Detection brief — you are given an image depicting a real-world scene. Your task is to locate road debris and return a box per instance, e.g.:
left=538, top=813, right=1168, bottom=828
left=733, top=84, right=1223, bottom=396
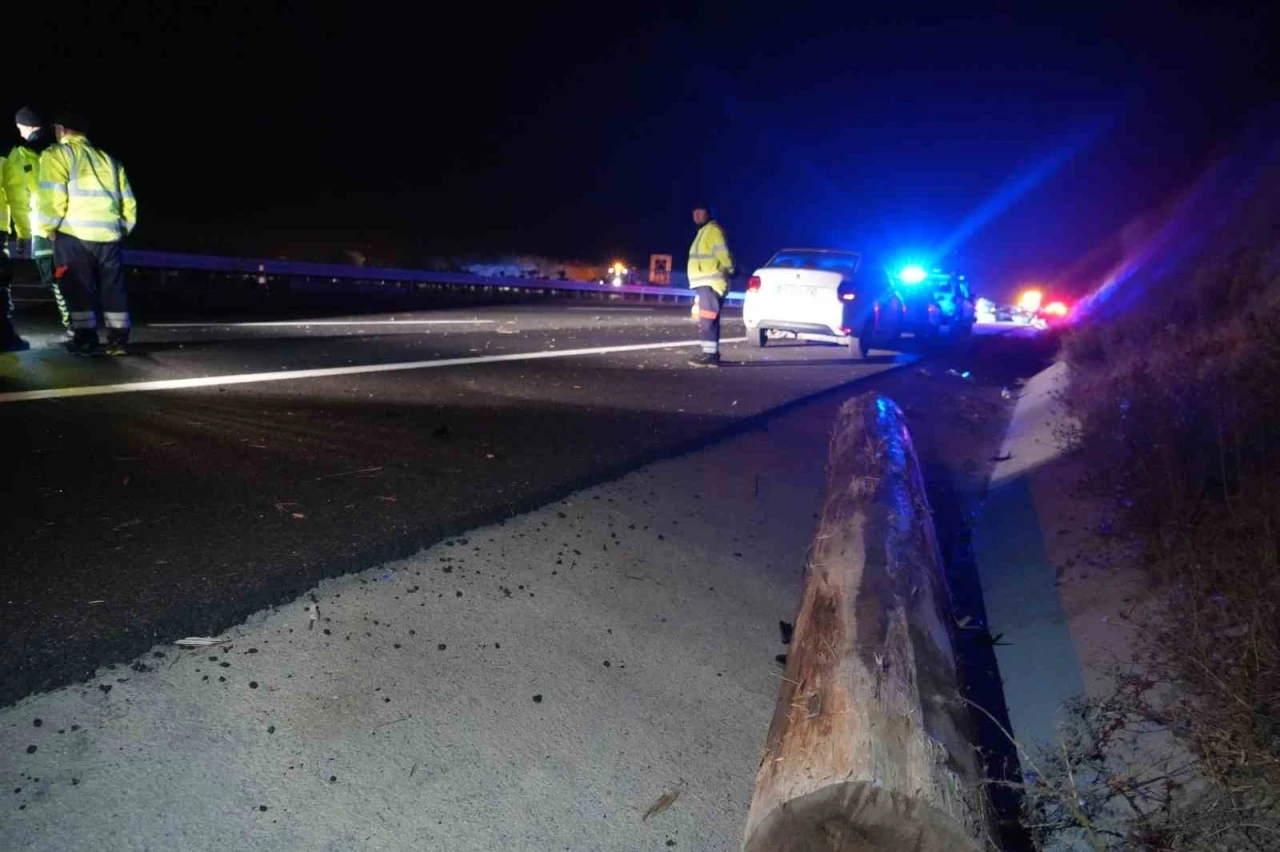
left=175, top=637, right=228, bottom=647
left=643, top=789, right=680, bottom=821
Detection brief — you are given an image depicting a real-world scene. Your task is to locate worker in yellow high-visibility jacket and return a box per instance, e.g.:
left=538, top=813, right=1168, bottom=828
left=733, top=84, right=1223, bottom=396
left=34, top=112, right=138, bottom=356
left=5, top=106, right=69, bottom=337
left=0, top=144, right=25, bottom=350
left=686, top=203, right=735, bottom=367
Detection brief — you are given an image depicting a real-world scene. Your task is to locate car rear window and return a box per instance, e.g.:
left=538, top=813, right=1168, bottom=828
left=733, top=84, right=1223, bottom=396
left=765, top=250, right=861, bottom=275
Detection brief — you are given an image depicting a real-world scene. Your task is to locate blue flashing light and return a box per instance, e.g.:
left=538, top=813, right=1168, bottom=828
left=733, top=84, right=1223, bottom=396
left=898, top=265, right=928, bottom=284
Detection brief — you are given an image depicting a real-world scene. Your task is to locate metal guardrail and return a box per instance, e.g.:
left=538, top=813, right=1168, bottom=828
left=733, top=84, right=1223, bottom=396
left=122, top=250, right=744, bottom=303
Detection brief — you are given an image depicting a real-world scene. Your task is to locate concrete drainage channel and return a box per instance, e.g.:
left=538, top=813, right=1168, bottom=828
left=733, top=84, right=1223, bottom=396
left=1, top=356, right=1018, bottom=851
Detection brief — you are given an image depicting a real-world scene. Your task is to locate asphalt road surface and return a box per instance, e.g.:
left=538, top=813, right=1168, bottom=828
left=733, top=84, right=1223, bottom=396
left=1, top=298, right=913, bottom=707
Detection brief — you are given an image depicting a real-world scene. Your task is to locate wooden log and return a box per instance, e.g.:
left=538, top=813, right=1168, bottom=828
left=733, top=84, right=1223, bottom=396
left=742, top=394, right=992, bottom=852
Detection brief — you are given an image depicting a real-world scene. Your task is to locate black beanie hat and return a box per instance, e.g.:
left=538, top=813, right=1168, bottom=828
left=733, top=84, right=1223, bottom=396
left=15, top=106, right=44, bottom=127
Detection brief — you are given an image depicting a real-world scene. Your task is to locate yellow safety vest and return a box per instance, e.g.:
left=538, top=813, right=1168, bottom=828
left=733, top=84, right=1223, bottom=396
left=0, top=154, right=8, bottom=237
left=35, top=133, right=137, bottom=243
left=687, top=221, right=734, bottom=296
left=2, top=143, right=41, bottom=239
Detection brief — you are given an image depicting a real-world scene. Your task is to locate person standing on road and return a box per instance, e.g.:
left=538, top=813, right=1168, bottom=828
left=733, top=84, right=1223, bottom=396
left=5, top=107, right=69, bottom=340
left=34, top=111, right=137, bottom=356
left=0, top=144, right=27, bottom=350
left=686, top=203, right=735, bottom=368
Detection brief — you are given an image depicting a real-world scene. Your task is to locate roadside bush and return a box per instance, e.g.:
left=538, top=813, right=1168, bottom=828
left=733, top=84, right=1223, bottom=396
left=1056, top=242, right=1280, bottom=848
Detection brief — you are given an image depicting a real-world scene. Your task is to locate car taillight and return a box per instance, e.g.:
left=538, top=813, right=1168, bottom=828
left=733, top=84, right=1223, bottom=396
left=747, top=276, right=761, bottom=292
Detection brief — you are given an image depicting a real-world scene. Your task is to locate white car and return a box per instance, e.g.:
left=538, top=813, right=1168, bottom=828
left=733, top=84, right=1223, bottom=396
left=742, top=248, right=902, bottom=358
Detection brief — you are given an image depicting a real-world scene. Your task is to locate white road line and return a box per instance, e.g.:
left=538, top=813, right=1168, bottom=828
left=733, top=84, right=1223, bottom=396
left=0, top=337, right=749, bottom=404
left=146, top=319, right=495, bottom=328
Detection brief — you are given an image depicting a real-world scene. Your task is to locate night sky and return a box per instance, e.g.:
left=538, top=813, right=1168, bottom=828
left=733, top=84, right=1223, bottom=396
left=12, top=1, right=1278, bottom=299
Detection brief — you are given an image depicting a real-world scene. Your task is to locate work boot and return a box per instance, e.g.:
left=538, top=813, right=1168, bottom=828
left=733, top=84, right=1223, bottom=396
left=46, top=329, right=75, bottom=348
left=1, top=331, right=30, bottom=352
left=105, top=334, right=130, bottom=357
left=64, top=332, right=102, bottom=357
left=687, top=352, right=721, bottom=368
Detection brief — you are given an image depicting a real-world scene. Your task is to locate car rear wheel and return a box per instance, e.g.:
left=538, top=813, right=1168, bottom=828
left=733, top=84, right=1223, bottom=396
left=750, top=327, right=768, bottom=348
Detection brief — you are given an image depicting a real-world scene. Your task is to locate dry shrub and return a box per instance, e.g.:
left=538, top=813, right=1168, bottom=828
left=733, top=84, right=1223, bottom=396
left=1055, top=243, right=1280, bottom=848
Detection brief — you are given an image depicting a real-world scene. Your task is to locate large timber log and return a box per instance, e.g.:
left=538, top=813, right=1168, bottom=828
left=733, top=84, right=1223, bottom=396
left=742, top=394, right=991, bottom=852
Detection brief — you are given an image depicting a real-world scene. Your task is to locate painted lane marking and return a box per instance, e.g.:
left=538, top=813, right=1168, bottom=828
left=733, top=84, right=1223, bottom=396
left=0, top=337, right=749, bottom=404
left=146, top=319, right=495, bottom=328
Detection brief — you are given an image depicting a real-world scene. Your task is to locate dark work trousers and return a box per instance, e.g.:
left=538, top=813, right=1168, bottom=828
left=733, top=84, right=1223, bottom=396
left=695, top=286, right=722, bottom=354
left=0, top=246, right=17, bottom=343
left=55, top=233, right=130, bottom=343
left=33, top=236, right=70, bottom=331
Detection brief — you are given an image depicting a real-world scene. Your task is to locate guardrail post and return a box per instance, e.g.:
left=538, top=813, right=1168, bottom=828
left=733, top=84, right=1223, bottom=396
left=742, top=394, right=992, bottom=852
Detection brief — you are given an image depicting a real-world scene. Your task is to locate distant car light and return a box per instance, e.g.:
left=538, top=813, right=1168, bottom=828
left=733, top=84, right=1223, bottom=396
left=898, top=265, right=928, bottom=284
left=1017, top=289, right=1043, bottom=313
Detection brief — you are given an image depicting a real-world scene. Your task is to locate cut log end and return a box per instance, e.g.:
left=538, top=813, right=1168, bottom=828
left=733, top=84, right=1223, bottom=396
left=744, top=781, right=981, bottom=852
